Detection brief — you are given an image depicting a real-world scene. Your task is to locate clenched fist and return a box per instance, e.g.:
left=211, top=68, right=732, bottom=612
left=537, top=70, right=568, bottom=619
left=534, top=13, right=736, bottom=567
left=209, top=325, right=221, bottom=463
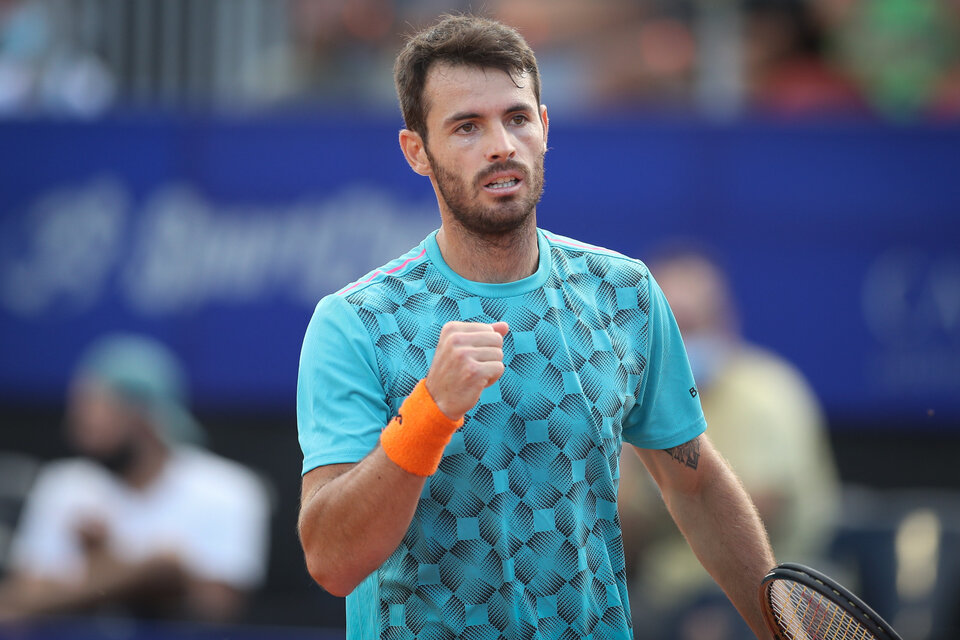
left=425, top=321, right=509, bottom=422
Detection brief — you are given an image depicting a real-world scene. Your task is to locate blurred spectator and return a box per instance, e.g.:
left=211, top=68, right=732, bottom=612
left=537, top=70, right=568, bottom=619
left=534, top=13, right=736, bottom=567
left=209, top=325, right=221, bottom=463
left=486, top=0, right=700, bottom=112
left=619, top=248, right=840, bottom=640
left=0, top=0, right=114, bottom=116
left=5, top=0, right=960, bottom=120
left=928, top=0, right=960, bottom=119
left=262, top=0, right=476, bottom=109
left=818, top=0, right=960, bottom=119
left=744, top=1, right=866, bottom=117
left=0, top=334, right=270, bottom=624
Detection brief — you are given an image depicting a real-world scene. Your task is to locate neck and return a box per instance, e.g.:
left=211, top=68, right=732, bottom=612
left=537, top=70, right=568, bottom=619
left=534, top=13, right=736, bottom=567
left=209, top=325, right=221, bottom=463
left=123, top=437, right=171, bottom=491
left=436, top=217, right=539, bottom=283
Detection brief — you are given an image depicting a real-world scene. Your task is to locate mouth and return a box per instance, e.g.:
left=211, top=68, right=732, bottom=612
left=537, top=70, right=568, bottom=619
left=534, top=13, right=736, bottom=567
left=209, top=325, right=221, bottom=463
left=486, top=176, right=520, bottom=190
left=481, top=171, right=524, bottom=195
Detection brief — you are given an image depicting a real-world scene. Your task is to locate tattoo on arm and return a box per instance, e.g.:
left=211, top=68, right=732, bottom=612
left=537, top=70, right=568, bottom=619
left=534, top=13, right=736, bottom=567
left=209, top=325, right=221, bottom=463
left=665, top=437, right=701, bottom=470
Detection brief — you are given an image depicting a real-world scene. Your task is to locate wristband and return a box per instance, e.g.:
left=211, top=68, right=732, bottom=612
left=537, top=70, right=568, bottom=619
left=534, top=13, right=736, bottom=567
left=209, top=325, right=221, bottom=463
left=380, top=379, right=463, bottom=477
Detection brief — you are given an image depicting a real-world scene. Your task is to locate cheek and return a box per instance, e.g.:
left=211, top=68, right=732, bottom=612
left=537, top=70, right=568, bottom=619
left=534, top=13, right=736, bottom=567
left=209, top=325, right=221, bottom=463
left=67, top=396, right=134, bottom=454
left=520, top=131, right=547, bottom=155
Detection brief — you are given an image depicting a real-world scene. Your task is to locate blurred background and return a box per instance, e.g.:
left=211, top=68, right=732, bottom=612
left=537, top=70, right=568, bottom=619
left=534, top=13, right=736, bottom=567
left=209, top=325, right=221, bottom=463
left=0, top=0, right=958, bottom=638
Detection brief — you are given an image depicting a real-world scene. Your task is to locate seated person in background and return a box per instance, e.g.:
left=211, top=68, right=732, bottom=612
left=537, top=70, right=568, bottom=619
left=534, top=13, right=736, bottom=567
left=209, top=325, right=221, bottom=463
left=619, top=248, right=840, bottom=640
left=0, top=334, right=271, bottom=624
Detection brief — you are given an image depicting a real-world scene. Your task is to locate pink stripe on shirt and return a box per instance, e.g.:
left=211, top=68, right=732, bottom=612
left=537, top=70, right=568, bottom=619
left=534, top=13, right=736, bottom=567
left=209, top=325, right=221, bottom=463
left=543, top=232, right=621, bottom=256
left=338, top=248, right=428, bottom=295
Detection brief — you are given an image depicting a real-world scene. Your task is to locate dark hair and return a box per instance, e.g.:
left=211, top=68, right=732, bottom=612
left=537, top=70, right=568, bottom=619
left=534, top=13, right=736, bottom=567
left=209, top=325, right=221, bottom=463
left=394, top=14, right=541, bottom=139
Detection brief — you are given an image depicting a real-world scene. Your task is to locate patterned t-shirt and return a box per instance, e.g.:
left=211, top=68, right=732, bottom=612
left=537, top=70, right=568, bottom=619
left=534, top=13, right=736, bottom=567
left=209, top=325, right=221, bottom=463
left=297, top=228, right=706, bottom=640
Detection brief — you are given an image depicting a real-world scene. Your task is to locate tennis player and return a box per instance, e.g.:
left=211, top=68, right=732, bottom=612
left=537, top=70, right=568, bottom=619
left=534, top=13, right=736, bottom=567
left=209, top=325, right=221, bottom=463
left=297, top=14, right=776, bottom=640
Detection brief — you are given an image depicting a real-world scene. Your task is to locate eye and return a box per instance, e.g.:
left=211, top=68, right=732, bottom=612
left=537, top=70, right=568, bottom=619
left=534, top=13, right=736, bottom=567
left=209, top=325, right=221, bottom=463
left=510, top=114, right=529, bottom=126
left=456, top=122, right=477, bottom=134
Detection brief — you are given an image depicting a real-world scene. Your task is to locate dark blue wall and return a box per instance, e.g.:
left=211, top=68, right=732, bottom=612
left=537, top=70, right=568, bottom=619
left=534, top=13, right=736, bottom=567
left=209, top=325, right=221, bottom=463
left=2, top=115, right=958, bottom=424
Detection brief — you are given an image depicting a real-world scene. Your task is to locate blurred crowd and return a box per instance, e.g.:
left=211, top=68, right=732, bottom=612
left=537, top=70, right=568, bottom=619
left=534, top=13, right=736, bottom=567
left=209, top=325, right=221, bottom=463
left=1, top=0, right=960, bottom=119
left=0, top=335, right=271, bottom=625
left=1, top=1, right=959, bottom=639
left=3, top=253, right=955, bottom=639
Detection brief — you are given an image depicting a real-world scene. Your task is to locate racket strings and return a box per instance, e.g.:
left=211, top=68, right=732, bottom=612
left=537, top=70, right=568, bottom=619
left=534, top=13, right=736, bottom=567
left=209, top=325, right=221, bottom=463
left=767, top=580, right=876, bottom=640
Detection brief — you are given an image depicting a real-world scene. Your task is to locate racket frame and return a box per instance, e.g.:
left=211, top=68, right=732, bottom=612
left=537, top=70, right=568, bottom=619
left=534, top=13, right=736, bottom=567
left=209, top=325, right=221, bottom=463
left=758, top=562, right=903, bottom=640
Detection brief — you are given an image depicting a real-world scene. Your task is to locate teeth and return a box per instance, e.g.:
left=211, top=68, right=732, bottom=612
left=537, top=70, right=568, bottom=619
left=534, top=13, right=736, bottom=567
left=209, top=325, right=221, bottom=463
left=487, top=177, right=518, bottom=189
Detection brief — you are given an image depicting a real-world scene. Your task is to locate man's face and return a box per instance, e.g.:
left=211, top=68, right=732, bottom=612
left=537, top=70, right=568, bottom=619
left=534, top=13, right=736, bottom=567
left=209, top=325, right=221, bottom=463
left=654, top=257, right=728, bottom=337
left=66, top=378, right=143, bottom=468
left=419, top=63, right=548, bottom=236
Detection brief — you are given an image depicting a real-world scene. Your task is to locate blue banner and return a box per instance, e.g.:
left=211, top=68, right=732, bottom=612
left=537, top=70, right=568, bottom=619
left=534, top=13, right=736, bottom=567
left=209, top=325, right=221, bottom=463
left=1, top=115, right=958, bottom=422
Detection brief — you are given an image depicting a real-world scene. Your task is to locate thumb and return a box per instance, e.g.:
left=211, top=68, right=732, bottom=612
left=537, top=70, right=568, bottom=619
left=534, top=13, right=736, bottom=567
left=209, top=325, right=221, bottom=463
left=491, top=321, right=509, bottom=337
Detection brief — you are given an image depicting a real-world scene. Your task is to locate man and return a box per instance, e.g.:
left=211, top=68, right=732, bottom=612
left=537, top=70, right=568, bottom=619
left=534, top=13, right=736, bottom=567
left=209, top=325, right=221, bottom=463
left=619, top=248, right=839, bottom=639
left=0, top=334, right=270, bottom=624
left=297, top=15, right=775, bottom=640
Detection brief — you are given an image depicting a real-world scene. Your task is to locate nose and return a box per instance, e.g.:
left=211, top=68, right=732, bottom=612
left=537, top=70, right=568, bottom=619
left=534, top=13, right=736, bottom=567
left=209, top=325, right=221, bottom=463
left=485, top=123, right=517, bottom=163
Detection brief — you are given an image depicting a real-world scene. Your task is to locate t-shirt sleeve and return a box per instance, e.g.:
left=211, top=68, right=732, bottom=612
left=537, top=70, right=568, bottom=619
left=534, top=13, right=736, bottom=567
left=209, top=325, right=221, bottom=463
left=622, top=273, right=707, bottom=449
left=7, top=464, right=86, bottom=582
left=180, top=460, right=272, bottom=589
left=297, top=293, right=390, bottom=475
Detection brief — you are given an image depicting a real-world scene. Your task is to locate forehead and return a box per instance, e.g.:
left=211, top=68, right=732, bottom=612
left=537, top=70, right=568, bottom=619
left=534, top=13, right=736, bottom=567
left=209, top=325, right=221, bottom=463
left=423, top=63, right=538, bottom=122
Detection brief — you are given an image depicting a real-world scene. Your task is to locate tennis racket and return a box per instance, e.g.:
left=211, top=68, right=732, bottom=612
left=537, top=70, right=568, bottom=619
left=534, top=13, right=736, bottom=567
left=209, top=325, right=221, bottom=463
left=758, top=562, right=903, bottom=640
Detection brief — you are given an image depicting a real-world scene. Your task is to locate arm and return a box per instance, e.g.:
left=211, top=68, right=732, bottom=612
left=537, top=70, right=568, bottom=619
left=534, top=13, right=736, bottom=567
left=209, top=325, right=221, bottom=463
left=298, top=321, right=508, bottom=597
left=633, top=434, right=776, bottom=640
left=298, top=451, right=426, bottom=597
left=0, top=517, right=248, bottom=624
left=0, top=560, right=183, bottom=623
left=0, top=551, right=243, bottom=624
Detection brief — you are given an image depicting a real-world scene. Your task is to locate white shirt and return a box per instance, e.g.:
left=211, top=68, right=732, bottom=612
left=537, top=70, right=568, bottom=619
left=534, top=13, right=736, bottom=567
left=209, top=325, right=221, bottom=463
left=9, top=447, right=270, bottom=589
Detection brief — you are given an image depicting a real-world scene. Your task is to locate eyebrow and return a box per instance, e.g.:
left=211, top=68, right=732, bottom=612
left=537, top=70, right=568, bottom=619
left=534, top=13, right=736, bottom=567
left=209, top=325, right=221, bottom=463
left=443, top=111, right=481, bottom=127
left=442, top=103, right=537, bottom=128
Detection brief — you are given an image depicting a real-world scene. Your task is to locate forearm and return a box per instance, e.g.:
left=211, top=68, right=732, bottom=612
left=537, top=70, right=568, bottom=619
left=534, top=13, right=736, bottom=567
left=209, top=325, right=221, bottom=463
left=299, top=446, right=427, bottom=597
left=661, top=450, right=776, bottom=639
left=298, top=322, right=507, bottom=597
left=0, top=576, right=92, bottom=621
left=0, top=557, right=184, bottom=622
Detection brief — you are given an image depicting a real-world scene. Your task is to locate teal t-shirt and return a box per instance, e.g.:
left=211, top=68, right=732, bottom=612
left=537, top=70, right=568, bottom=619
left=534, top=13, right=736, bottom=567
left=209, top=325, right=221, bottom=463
left=297, top=229, right=706, bottom=640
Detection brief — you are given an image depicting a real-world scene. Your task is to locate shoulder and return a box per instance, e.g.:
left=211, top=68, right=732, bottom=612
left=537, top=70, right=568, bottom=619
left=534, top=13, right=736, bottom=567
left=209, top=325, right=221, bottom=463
left=731, top=345, right=812, bottom=388
left=20, top=458, right=117, bottom=519
left=540, top=229, right=650, bottom=283
left=332, top=240, right=432, bottom=300
left=724, top=344, right=823, bottom=412
left=174, top=448, right=263, bottom=488
left=306, top=238, right=433, bottom=329
left=29, top=458, right=114, bottom=495
left=169, top=448, right=270, bottom=511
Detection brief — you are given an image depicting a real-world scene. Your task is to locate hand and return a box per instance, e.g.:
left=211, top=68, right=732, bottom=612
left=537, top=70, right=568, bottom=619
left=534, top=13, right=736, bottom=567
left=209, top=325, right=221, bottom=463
left=425, top=321, right=509, bottom=421
left=75, top=519, right=125, bottom=585
left=75, top=518, right=110, bottom=555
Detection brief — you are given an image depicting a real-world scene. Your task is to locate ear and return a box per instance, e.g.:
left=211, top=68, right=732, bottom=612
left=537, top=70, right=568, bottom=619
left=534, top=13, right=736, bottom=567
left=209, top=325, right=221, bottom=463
left=399, top=129, right=432, bottom=176
left=540, top=104, right=549, bottom=152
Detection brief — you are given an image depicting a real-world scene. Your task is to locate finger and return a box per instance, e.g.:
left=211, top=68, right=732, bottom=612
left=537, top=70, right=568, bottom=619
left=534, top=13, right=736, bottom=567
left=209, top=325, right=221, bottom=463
left=468, top=346, right=504, bottom=363
left=473, top=361, right=505, bottom=385
left=491, top=321, right=509, bottom=337
left=447, top=330, right=504, bottom=349
left=443, top=321, right=500, bottom=333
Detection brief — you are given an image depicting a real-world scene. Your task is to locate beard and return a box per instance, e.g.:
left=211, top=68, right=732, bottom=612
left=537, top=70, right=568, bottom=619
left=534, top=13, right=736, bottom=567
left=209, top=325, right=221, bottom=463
left=72, top=434, right=141, bottom=479
left=427, top=148, right=545, bottom=238
left=89, top=441, right=140, bottom=478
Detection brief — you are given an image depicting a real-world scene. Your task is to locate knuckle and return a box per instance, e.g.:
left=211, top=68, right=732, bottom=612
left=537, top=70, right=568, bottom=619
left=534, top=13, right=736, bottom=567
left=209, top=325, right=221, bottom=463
left=440, top=321, right=462, bottom=338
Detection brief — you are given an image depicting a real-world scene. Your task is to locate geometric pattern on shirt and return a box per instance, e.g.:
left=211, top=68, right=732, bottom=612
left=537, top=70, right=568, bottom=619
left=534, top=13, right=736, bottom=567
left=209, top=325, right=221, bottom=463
left=343, top=243, right=651, bottom=640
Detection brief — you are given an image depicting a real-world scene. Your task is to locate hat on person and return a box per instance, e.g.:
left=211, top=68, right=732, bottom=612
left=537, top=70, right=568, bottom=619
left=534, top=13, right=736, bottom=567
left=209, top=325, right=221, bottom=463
left=73, top=333, right=206, bottom=446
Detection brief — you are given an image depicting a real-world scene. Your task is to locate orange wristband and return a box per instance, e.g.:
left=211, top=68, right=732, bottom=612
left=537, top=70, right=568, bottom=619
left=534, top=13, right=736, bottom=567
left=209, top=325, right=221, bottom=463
left=380, top=379, right=464, bottom=477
